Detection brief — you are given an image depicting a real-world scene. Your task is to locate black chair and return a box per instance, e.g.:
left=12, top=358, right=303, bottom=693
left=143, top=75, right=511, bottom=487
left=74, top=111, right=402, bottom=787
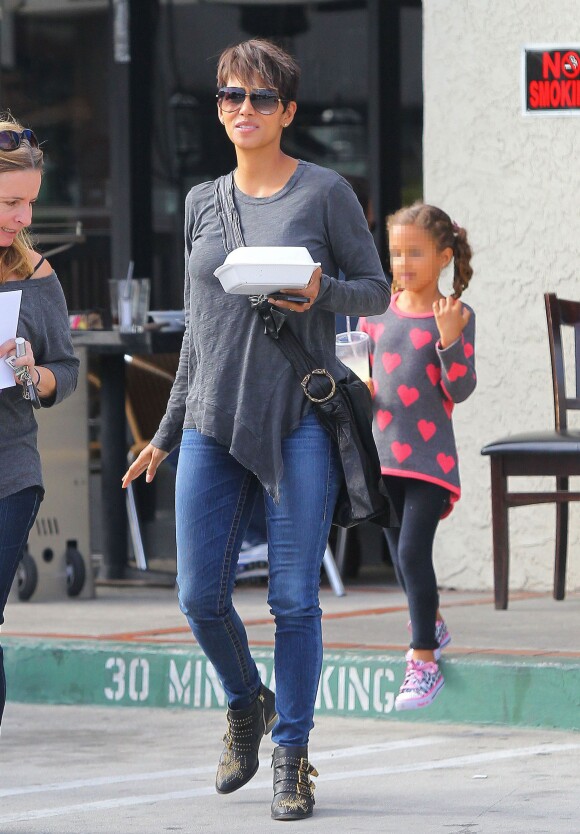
left=481, top=293, right=580, bottom=610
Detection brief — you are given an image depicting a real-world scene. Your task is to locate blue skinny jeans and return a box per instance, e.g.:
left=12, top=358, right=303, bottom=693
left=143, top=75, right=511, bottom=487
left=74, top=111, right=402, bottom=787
left=175, top=412, right=342, bottom=747
left=0, top=486, right=42, bottom=725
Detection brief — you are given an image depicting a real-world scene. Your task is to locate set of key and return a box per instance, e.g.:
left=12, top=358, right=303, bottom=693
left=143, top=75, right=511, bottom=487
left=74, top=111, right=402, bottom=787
left=4, top=337, right=41, bottom=409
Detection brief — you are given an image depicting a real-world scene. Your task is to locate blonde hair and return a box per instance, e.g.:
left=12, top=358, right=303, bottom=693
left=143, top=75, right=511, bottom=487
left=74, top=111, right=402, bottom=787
left=387, top=202, right=473, bottom=298
left=0, top=113, right=43, bottom=284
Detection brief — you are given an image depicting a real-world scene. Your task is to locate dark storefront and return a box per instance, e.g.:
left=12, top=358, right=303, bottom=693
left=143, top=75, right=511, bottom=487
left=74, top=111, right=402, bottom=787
left=0, top=0, right=422, bottom=314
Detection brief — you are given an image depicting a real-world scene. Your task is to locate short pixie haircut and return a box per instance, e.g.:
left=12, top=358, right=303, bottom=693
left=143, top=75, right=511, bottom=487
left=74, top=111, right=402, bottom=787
left=217, top=38, right=300, bottom=107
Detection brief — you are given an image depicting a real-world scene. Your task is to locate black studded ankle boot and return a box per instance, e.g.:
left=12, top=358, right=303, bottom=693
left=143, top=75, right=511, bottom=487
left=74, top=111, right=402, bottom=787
left=271, top=745, right=318, bottom=821
left=215, top=684, right=277, bottom=794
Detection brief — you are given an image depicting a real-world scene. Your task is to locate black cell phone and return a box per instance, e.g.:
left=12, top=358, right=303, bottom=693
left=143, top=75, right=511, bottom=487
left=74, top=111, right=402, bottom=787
left=269, top=292, right=309, bottom=304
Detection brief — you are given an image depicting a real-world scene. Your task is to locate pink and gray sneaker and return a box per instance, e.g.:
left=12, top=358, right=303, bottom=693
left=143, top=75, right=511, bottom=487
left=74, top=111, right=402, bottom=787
left=395, top=659, right=444, bottom=711
left=406, top=618, right=451, bottom=661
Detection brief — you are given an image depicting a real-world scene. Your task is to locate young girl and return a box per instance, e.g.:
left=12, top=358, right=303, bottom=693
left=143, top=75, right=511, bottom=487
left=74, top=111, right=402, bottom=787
left=359, top=203, right=476, bottom=711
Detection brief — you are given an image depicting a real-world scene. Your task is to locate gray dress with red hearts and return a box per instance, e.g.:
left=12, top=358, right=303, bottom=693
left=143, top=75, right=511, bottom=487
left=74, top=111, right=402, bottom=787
left=359, top=292, right=476, bottom=516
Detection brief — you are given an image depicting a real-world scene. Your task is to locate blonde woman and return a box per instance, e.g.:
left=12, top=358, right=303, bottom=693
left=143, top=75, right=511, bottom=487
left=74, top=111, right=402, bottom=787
left=0, top=115, right=79, bottom=727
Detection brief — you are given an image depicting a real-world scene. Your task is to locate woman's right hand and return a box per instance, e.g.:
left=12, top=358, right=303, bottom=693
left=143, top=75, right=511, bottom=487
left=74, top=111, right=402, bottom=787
left=122, top=443, right=169, bottom=488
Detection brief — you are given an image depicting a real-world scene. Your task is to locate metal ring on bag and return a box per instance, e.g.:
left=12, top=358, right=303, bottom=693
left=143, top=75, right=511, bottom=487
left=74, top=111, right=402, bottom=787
left=301, top=368, right=336, bottom=403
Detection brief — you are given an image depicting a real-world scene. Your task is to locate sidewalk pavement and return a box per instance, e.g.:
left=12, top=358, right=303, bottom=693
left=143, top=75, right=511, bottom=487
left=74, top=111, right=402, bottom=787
left=2, top=704, right=579, bottom=833
left=2, top=575, right=579, bottom=731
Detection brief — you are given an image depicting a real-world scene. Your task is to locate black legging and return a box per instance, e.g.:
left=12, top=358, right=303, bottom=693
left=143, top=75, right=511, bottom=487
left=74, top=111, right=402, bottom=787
left=383, top=476, right=449, bottom=651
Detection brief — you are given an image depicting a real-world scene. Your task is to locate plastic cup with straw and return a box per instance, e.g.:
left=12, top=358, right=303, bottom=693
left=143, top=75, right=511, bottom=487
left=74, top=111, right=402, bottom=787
left=336, top=315, right=370, bottom=382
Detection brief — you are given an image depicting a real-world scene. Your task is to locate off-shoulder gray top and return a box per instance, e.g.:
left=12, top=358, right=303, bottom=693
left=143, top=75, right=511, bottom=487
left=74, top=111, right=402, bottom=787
left=0, top=272, right=79, bottom=501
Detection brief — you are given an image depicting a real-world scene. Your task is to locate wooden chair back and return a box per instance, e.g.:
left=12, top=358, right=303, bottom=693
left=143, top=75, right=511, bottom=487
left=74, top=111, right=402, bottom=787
left=545, top=293, right=580, bottom=430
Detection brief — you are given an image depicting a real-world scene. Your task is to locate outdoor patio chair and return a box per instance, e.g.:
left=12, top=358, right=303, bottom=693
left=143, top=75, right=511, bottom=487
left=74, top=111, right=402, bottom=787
left=481, top=293, right=580, bottom=609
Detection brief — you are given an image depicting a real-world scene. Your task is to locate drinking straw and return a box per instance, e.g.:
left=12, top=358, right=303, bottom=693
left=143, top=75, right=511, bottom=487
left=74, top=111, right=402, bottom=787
left=123, top=259, right=134, bottom=299
left=346, top=315, right=352, bottom=341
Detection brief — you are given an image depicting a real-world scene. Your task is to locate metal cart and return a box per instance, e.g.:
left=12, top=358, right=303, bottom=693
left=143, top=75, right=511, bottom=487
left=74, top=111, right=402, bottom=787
left=10, top=347, right=95, bottom=602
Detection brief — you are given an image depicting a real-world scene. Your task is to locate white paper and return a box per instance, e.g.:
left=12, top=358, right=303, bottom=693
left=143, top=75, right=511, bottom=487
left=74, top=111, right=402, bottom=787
left=0, top=289, right=22, bottom=389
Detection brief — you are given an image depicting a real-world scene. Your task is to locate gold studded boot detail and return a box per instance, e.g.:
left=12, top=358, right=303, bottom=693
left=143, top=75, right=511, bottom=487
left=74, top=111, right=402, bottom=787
left=271, top=745, right=318, bottom=821
left=215, top=684, right=277, bottom=794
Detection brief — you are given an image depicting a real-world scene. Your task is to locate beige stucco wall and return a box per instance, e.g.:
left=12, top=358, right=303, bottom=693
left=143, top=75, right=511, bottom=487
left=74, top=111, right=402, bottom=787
left=423, top=0, right=580, bottom=593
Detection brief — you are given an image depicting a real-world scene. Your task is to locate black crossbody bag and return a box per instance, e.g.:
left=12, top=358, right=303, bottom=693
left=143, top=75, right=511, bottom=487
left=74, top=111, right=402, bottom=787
left=214, top=175, right=395, bottom=529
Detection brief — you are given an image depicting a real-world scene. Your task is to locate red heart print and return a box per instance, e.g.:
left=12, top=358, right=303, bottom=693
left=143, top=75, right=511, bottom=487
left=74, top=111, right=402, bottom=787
left=398, top=385, right=419, bottom=407
left=437, top=452, right=455, bottom=474
left=382, top=352, right=401, bottom=374
left=365, top=321, right=385, bottom=343
left=464, top=342, right=474, bottom=358
left=442, top=398, right=454, bottom=419
left=447, top=362, right=467, bottom=382
left=426, top=364, right=441, bottom=386
left=392, top=441, right=412, bottom=463
left=417, top=419, right=436, bottom=441
left=377, top=410, right=392, bottom=431
left=410, top=328, right=432, bottom=349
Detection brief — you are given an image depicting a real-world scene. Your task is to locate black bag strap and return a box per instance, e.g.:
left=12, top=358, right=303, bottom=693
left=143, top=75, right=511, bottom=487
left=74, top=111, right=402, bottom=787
left=213, top=176, right=339, bottom=404
left=213, top=177, right=394, bottom=529
left=252, top=299, right=339, bottom=404
left=214, top=172, right=245, bottom=256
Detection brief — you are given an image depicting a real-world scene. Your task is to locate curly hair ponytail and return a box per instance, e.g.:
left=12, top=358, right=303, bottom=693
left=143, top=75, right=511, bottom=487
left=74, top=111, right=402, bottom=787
left=387, top=202, right=473, bottom=298
left=451, top=224, right=473, bottom=298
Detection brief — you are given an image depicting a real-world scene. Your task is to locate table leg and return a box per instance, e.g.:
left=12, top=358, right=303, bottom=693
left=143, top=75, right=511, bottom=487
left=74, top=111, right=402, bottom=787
left=99, top=353, right=129, bottom=579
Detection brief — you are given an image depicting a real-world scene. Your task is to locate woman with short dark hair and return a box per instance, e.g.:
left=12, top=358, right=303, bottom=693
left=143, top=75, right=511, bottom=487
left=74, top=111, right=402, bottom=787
left=123, top=39, right=389, bottom=821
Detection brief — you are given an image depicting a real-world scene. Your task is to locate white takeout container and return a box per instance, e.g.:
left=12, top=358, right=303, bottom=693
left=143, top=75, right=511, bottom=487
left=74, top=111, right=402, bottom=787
left=214, top=246, right=320, bottom=295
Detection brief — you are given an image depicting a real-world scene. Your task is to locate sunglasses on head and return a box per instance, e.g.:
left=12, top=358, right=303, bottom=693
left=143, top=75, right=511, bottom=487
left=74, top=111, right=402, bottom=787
left=0, top=129, right=39, bottom=151
left=217, top=87, right=287, bottom=116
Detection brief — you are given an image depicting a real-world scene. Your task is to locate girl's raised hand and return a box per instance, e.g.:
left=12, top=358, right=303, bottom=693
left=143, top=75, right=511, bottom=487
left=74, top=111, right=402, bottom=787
left=432, top=297, right=471, bottom=349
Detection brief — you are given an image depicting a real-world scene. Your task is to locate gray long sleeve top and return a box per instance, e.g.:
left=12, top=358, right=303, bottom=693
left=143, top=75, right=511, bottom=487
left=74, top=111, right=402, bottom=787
left=0, top=273, right=79, bottom=501
left=152, top=161, right=390, bottom=498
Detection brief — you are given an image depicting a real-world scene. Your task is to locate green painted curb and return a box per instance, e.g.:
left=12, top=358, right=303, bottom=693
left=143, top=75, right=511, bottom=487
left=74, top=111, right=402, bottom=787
left=3, top=638, right=579, bottom=731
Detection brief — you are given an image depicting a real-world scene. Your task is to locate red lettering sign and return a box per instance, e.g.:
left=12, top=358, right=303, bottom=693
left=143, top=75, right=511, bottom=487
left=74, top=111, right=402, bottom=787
left=525, top=46, right=580, bottom=113
left=542, top=51, right=560, bottom=79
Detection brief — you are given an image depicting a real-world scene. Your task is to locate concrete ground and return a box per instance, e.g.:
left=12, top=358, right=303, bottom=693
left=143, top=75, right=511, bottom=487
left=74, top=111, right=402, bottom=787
left=2, top=582, right=579, bottom=731
left=1, top=703, right=579, bottom=834
left=4, top=578, right=580, bottom=656
left=2, top=564, right=580, bottom=832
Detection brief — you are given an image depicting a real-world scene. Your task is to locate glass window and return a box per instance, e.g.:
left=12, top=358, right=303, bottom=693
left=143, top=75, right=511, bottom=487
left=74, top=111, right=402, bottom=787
left=0, top=8, right=111, bottom=309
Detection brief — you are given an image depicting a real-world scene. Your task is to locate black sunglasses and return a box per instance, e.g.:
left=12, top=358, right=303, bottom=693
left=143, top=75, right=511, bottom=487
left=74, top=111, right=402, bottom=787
left=0, top=129, right=39, bottom=151
left=217, top=86, right=287, bottom=116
